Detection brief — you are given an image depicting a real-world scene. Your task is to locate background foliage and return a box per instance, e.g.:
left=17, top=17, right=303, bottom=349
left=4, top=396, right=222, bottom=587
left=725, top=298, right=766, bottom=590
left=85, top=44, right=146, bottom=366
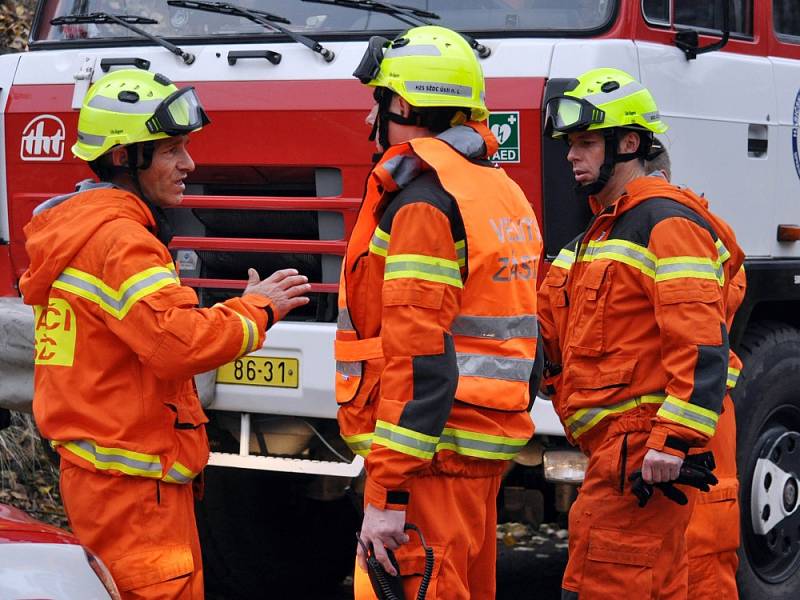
left=1, top=0, right=35, bottom=53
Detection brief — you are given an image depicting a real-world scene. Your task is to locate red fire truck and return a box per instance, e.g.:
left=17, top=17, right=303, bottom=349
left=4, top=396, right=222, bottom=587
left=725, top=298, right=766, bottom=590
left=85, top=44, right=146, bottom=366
left=1, top=0, right=800, bottom=597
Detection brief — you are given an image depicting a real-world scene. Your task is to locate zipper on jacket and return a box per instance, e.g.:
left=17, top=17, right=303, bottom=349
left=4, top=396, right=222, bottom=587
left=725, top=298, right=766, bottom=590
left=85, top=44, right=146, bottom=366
left=618, top=433, right=629, bottom=494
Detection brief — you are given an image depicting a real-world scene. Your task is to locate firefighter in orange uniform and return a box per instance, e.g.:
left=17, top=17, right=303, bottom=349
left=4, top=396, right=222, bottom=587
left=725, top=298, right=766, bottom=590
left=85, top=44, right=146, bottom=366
left=646, top=144, right=745, bottom=599
left=19, top=69, right=310, bottom=599
left=538, top=68, right=744, bottom=599
left=339, top=26, right=543, bottom=599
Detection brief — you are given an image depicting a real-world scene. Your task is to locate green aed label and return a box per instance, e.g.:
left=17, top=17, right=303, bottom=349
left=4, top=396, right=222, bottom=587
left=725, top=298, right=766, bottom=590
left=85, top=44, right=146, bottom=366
left=489, top=112, right=520, bottom=163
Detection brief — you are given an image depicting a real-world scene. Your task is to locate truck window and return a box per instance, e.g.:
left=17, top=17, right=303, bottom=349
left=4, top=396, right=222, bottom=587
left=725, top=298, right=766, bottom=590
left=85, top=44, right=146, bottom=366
left=642, top=0, right=753, bottom=36
left=34, top=0, right=617, bottom=42
left=774, top=0, right=800, bottom=41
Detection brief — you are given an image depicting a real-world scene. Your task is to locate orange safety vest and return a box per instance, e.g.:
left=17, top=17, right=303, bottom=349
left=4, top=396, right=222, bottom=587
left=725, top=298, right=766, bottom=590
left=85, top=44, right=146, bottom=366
left=335, top=123, right=541, bottom=464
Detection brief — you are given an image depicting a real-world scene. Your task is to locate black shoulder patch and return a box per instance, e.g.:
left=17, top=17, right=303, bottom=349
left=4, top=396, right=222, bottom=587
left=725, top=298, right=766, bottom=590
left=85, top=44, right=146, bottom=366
left=379, top=172, right=466, bottom=243
left=609, top=197, right=717, bottom=246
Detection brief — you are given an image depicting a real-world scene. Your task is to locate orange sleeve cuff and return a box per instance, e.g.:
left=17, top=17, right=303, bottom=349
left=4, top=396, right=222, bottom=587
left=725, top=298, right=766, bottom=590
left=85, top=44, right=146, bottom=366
left=364, top=477, right=410, bottom=511
left=645, top=426, right=687, bottom=459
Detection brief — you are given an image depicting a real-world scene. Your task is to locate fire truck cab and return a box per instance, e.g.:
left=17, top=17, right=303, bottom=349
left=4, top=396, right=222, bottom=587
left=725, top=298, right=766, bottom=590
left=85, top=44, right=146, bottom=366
left=1, top=0, right=800, bottom=597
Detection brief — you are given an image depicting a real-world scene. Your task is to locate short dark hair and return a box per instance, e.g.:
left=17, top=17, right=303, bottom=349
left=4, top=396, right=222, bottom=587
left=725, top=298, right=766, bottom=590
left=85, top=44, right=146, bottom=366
left=87, top=154, right=117, bottom=182
left=413, top=106, right=469, bottom=133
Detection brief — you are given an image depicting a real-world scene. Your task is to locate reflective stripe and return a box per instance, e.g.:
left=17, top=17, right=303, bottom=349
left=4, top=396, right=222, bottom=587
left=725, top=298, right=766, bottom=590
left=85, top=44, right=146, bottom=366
left=552, top=248, right=575, bottom=270
left=373, top=421, right=438, bottom=460
left=455, top=239, right=466, bottom=267
left=581, top=239, right=656, bottom=276
left=336, top=360, right=362, bottom=377
left=457, top=353, right=534, bottom=382
left=54, top=439, right=199, bottom=482
left=351, top=426, right=527, bottom=461
left=657, top=395, right=718, bottom=437
left=341, top=432, right=373, bottom=457
left=337, top=308, right=354, bottom=330
left=385, top=44, right=442, bottom=58
left=642, top=110, right=661, bottom=123
left=369, top=226, right=390, bottom=257
left=727, top=367, right=740, bottom=389
left=451, top=315, right=538, bottom=340
left=77, top=130, right=106, bottom=146
left=582, top=80, right=645, bottom=106
left=405, top=81, right=473, bottom=98
left=88, top=95, right=163, bottom=114
left=232, top=310, right=258, bottom=356
left=716, top=240, right=731, bottom=263
left=566, top=394, right=667, bottom=439
left=437, top=427, right=528, bottom=460
left=581, top=238, right=727, bottom=285
left=385, top=254, right=463, bottom=287
left=163, top=461, right=196, bottom=484
left=53, top=265, right=180, bottom=319
left=655, top=257, right=724, bottom=285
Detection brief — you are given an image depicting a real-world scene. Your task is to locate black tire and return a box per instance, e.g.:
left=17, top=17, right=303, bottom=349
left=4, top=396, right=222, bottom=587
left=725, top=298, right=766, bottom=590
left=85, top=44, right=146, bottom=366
left=735, top=321, right=800, bottom=599
left=196, top=466, right=359, bottom=599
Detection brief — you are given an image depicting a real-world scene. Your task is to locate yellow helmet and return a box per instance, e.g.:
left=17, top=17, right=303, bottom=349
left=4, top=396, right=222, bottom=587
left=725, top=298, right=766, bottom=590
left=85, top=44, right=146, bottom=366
left=544, top=68, right=668, bottom=138
left=73, top=69, right=209, bottom=162
left=353, top=25, right=488, bottom=121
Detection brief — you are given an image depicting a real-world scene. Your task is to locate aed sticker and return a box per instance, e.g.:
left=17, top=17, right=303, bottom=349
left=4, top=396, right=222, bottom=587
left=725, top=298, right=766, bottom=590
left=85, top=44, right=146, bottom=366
left=793, top=90, right=800, bottom=182
left=489, top=112, right=520, bottom=163
left=34, top=298, right=76, bottom=367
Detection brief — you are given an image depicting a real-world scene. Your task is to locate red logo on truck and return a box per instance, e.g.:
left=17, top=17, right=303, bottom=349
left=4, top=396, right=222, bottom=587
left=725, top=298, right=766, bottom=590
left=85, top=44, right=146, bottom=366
left=20, top=115, right=66, bottom=162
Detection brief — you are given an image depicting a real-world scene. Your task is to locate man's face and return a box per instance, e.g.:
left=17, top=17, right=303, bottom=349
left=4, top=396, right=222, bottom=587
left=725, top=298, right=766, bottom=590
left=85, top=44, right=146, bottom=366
left=137, top=135, right=195, bottom=208
left=566, top=130, right=605, bottom=185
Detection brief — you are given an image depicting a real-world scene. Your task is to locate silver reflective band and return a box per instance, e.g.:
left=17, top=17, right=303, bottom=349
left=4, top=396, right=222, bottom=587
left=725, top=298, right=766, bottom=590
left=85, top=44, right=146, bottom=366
left=457, top=353, right=534, bottom=382
left=56, top=269, right=178, bottom=316
left=584, top=243, right=656, bottom=272
left=71, top=439, right=162, bottom=474
left=336, top=361, right=362, bottom=377
left=374, top=423, right=437, bottom=455
left=77, top=130, right=106, bottom=146
left=88, top=95, right=163, bottom=115
left=452, top=315, right=538, bottom=340
left=405, top=81, right=473, bottom=98
left=385, top=44, right=442, bottom=59
left=439, top=430, right=525, bottom=458
left=656, top=261, right=723, bottom=279
left=658, top=400, right=718, bottom=430
left=642, top=111, right=661, bottom=123
left=384, top=259, right=461, bottom=280
left=582, top=80, right=645, bottom=107
left=165, top=467, right=193, bottom=484
left=337, top=308, right=354, bottom=330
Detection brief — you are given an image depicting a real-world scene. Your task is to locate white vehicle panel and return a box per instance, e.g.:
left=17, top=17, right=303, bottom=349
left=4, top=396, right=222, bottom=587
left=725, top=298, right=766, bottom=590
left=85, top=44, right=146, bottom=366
left=637, top=42, right=777, bottom=258
left=549, top=39, right=639, bottom=80
left=0, top=542, right=111, bottom=599
left=0, top=53, right=20, bottom=242
left=769, top=56, right=800, bottom=258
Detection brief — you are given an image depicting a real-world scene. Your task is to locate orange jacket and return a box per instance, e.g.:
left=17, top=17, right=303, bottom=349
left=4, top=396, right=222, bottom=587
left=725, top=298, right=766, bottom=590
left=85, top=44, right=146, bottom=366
left=20, top=182, right=274, bottom=483
left=538, top=175, right=744, bottom=456
left=336, top=123, right=542, bottom=509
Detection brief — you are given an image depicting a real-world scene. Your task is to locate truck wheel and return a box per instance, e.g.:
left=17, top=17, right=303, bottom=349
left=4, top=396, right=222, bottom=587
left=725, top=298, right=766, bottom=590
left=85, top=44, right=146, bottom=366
left=735, top=321, right=800, bottom=599
left=196, top=466, right=358, bottom=599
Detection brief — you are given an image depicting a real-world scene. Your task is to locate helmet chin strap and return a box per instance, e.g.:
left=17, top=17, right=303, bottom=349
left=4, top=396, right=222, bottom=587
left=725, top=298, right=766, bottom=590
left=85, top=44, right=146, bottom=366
left=576, top=129, right=652, bottom=197
left=369, top=89, right=421, bottom=162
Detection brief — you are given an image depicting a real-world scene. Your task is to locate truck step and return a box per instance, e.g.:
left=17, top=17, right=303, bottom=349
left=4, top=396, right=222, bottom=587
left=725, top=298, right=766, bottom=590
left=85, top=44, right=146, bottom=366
left=208, top=451, right=363, bottom=477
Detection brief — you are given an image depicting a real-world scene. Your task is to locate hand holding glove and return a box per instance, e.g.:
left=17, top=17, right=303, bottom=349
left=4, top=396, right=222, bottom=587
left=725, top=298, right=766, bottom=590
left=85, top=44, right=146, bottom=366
left=629, top=451, right=719, bottom=507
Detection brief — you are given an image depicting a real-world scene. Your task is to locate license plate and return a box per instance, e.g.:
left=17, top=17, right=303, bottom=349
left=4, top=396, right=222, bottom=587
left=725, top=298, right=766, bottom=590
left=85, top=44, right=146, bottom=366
left=216, top=356, right=299, bottom=388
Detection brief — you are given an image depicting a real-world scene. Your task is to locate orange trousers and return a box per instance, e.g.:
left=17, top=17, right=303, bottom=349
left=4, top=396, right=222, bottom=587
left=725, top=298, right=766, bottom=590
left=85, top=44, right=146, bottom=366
left=59, top=459, right=203, bottom=600
left=354, top=472, right=502, bottom=600
left=561, top=408, right=696, bottom=600
left=686, top=395, right=740, bottom=599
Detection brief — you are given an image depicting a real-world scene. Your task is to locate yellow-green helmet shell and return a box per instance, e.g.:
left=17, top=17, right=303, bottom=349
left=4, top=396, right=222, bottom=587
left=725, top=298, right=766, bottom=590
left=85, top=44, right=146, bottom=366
left=366, top=25, right=489, bottom=122
left=73, top=69, right=183, bottom=161
left=562, top=67, right=668, bottom=135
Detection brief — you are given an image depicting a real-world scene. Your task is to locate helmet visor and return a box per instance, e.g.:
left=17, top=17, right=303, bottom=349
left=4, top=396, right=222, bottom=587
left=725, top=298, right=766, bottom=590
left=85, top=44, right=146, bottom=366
left=353, top=36, right=390, bottom=84
left=145, top=87, right=210, bottom=136
left=544, top=96, right=605, bottom=136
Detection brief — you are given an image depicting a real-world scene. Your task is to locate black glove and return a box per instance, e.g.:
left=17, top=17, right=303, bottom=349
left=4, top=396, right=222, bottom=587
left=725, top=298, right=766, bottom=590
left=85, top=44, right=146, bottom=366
left=629, top=452, right=719, bottom=508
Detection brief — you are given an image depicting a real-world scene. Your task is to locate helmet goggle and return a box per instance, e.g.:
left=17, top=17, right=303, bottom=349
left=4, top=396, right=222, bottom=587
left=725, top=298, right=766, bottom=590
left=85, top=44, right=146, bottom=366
left=544, top=96, right=606, bottom=136
left=145, top=87, right=210, bottom=136
left=353, top=36, right=391, bottom=84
